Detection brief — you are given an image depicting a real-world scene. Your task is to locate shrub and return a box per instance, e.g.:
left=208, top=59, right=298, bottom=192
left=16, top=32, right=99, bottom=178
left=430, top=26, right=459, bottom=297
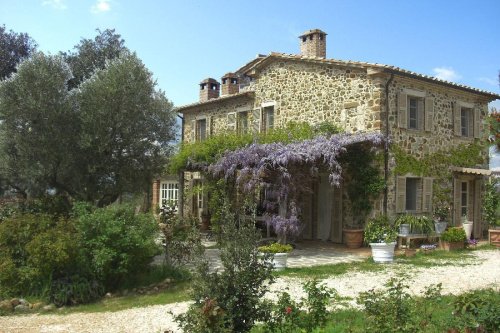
left=73, top=203, right=160, bottom=290
left=441, top=227, right=466, bottom=243
left=176, top=203, right=274, bottom=333
left=364, top=215, right=397, bottom=244
left=49, top=276, right=104, bottom=307
left=258, top=243, right=293, bottom=253
left=449, top=289, right=500, bottom=332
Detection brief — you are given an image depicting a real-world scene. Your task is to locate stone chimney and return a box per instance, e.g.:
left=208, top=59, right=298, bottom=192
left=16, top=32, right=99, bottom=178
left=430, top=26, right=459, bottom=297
left=221, top=72, right=239, bottom=96
left=199, top=78, right=220, bottom=102
left=299, top=29, right=327, bottom=58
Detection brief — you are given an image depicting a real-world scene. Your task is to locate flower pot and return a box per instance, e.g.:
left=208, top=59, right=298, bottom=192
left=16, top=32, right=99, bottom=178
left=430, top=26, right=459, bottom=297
left=343, top=229, right=363, bottom=248
left=405, top=248, right=416, bottom=257
left=434, top=221, right=447, bottom=235
left=488, top=229, right=500, bottom=247
left=369, top=242, right=396, bottom=263
left=270, top=253, right=288, bottom=270
left=399, top=224, right=410, bottom=236
left=462, top=222, right=473, bottom=240
left=441, top=241, right=464, bottom=251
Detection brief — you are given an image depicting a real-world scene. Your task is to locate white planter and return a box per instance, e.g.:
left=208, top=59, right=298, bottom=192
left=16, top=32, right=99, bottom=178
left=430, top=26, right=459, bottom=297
left=271, top=253, right=288, bottom=270
left=434, top=221, right=447, bottom=235
left=399, top=224, right=410, bottom=236
left=369, top=242, right=396, bottom=263
left=463, top=222, right=473, bottom=240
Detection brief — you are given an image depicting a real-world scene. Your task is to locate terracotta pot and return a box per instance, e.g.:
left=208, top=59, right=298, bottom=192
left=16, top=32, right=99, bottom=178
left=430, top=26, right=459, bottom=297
left=405, top=248, right=416, bottom=257
left=343, top=229, right=364, bottom=248
left=441, top=241, right=465, bottom=251
left=489, top=229, right=500, bottom=247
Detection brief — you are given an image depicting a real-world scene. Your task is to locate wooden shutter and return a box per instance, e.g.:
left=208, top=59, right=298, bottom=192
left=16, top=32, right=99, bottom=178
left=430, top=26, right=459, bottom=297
left=416, top=178, right=423, bottom=213
left=396, top=176, right=406, bottom=213
left=422, top=177, right=433, bottom=212
left=473, top=180, right=482, bottom=237
left=330, top=185, right=343, bottom=243
left=206, top=116, right=212, bottom=138
left=252, top=108, right=262, bottom=133
left=398, top=92, right=408, bottom=129
left=227, top=112, right=236, bottom=132
left=424, top=97, right=434, bottom=132
left=453, top=103, right=461, bottom=136
left=301, top=187, right=313, bottom=239
left=473, top=107, right=481, bottom=139
left=191, top=120, right=196, bottom=142
left=453, top=178, right=461, bottom=225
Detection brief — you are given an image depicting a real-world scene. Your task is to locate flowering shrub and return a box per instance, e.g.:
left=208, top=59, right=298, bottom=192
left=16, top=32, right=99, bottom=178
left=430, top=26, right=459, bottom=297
left=420, top=244, right=437, bottom=251
left=363, top=215, right=398, bottom=244
left=441, top=227, right=466, bottom=243
left=258, top=243, right=293, bottom=254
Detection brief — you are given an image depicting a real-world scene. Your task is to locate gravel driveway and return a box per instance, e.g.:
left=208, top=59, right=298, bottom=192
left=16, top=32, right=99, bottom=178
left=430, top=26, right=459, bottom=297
left=1, top=250, right=498, bottom=333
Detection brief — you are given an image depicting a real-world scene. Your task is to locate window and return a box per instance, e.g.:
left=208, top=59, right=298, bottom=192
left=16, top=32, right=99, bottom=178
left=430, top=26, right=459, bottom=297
left=160, top=182, right=179, bottom=209
left=263, top=106, right=274, bottom=132
left=405, top=178, right=419, bottom=211
left=238, top=111, right=249, bottom=134
left=196, top=119, right=207, bottom=141
left=396, top=176, right=433, bottom=213
left=461, top=107, right=473, bottom=137
left=408, top=96, right=423, bottom=130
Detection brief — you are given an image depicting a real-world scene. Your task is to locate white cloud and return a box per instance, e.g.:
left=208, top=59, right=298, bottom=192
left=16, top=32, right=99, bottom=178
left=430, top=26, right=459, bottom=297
left=478, top=77, right=498, bottom=86
left=42, top=0, right=67, bottom=10
left=91, top=0, right=111, bottom=14
left=432, top=67, right=462, bottom=82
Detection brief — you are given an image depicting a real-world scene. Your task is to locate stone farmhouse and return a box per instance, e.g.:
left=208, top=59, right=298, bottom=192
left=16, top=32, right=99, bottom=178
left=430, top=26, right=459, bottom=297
left=153, top=29, right=499, bottom=242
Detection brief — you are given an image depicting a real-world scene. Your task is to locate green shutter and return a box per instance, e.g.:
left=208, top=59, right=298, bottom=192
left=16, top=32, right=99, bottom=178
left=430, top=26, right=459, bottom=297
left=398, top=92, right=407, bottom=129
left=252, top=108, right=262, bottom=133
left=473, top=107, right=481, bottom=139
left=453, top=103, right=461, bottom=136
left=424, top=97, right=434, bottom=132
left=191, top=120, right=196, bottom=142
left=227, top=112, right=236, bottom=131
left=206, top=116, right=212, bottom=138
left=417, top=99, right=424, bottom=131
left=396, top=176, right=406, bottom=213
left=422, top=177, right=433, bottom=212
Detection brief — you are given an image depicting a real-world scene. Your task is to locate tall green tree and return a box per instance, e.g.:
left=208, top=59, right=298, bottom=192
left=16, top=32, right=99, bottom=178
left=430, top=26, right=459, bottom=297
left=0, top=53, right=78, bottom=198
left=63, top=29, right=126, bottom=89
left=76, top=53, right=176, bottom=205
left=0, top=25, right=37, bottom=80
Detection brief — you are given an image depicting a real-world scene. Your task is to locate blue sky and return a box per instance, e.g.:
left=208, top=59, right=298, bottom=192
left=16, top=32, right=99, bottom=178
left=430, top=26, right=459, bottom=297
left=1, top=0, right=499, bottom=165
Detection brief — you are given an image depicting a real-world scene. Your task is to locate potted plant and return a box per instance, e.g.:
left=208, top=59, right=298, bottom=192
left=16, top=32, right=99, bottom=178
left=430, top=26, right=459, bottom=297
left=363, top=215, right=398, bottom=263
left=343, top=222, right=364, bottom=249
left=485, top=177, right=500, bottom=246
left=440, top=227, right=466, bottom=251
left=258, top=243, right=293, bottom=270
left=433, top=204, right=450, bottom=234
left=394, top=214, right=433, bottom=235
left=461, top=214, right=473, bottom=240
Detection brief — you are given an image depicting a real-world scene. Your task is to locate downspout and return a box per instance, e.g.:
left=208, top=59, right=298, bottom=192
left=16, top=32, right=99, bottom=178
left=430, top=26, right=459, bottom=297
left=383, top=74, right=394, bottom=215
left=177, top=113, right=185, bottom=217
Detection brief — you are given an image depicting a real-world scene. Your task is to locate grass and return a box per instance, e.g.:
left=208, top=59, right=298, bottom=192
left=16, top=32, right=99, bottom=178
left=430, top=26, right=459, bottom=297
left=275, top=246, right=495, bottom=278
left=54, top=281, right=191, bottom=315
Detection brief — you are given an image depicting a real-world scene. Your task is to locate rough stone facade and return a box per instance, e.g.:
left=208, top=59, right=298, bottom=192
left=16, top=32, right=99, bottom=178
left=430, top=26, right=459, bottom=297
left=176, top=31, right=498, bottom=239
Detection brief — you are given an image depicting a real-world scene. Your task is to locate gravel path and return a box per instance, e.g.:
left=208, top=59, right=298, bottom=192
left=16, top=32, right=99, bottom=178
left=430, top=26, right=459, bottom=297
left=1, top=250, right=498, bottom=333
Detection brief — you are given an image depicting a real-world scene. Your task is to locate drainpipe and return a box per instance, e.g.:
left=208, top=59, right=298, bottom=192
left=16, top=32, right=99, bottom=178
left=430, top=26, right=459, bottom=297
left=383, top=74, right=394, bottom=215
left=177, top=113, right=184, bottom=217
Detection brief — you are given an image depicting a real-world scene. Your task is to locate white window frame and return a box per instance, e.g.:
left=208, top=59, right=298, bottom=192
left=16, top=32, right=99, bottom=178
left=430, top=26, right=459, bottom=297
left=160, top=181, right=179, bottom=210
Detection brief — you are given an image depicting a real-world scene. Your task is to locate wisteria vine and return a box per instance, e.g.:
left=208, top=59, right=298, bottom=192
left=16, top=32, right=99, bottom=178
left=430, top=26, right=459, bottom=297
left=208, top=132, right=385, bottom=242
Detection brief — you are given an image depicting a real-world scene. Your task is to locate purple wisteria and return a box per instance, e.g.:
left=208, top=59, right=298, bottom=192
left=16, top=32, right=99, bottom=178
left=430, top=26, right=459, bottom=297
left=208, top=132, right=385, bottom=241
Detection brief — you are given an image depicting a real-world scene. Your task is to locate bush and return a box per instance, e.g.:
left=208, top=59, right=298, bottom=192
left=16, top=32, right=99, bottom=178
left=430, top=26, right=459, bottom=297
left=73, top=203, right=160, bottom=290
left=258, top=243, right=293, bottom=253
left=176, top=203, right=274, bottom=333
left=49, top=276, right=104, bottom=307
left=441, top=227, right=466, bottom=243
left=364, top=215, right=397, bottom=244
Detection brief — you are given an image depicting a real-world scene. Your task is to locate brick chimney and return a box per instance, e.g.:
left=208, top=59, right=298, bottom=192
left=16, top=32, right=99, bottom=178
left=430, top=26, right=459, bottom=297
left=221, top=72, right=239, bottom=96
left=299, top=29, right=327, bottom=58
left=199, top=78, right=220, bottom=102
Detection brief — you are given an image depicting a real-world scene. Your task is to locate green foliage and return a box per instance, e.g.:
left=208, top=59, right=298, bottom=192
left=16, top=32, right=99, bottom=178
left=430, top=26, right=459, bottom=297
left=449, top=289, right=500, bottom=332
left=394, top=214, right=434, bottom=234
left=160, top=214, right=203, bottom=266
left=176, top=203, right=274, bottom=333
left=258, top=243, right=293, bottom=254
left=73, top=204, right=160, bottom=289
left=488, top=108, right=500, bottom=151
left=358, top=276, right=443, bottom=333
left=0, top=24, right=37, bottom=80
left=169, top=121, right=343, bottom=174
left=49, top=276, right=104, bottom=307
left=441, top=227, right=467, bottom=243
left=363, top=215, right=397, bottom=244
left=484, top=177, right=500, bottom=226
left=263, top=280, right=336, bottom=333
